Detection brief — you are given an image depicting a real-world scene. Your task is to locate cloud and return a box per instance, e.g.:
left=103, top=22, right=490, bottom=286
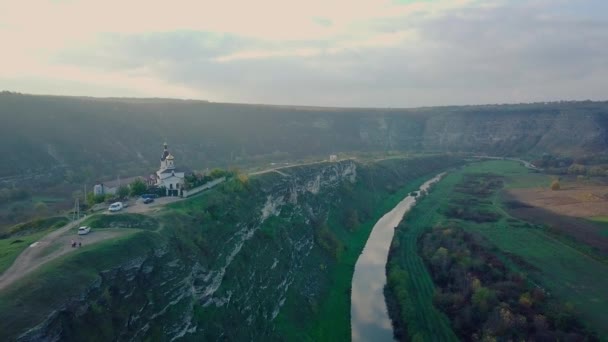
left=1, top=0, right=607, bottom=106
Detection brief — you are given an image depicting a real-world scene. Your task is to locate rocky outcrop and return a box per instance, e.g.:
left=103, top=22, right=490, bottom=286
left=9, top=157, right=462, bottom=341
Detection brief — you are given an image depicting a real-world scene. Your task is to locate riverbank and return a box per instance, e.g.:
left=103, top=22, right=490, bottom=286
left=351, top=173, right=444, bottom=342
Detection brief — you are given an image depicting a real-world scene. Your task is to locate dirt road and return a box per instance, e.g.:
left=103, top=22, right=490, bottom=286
left=0, top=218, right=131, bottom=291
left=123, top=196, right=183, bottom=214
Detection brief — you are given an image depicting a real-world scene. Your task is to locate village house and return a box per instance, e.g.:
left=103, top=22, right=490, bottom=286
left=93, top=176, right=144, bottom=196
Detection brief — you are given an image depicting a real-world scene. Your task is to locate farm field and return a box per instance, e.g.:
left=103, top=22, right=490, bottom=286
left=387, top=160, right=608, bottom=339
left=508, top=183, right=608, bottom=218
left=506, top=176, right=608, bottom=255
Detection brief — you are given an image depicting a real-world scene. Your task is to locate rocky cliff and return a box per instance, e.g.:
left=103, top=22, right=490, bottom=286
left=1, top=156, right=462, bottom=341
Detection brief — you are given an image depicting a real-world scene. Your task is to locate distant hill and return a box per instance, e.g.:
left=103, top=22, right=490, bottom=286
left=1, top=93, right=607, bottom=187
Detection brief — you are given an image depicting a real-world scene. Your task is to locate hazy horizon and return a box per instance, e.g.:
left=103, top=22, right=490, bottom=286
left=2, top=0, right=607, bottom=107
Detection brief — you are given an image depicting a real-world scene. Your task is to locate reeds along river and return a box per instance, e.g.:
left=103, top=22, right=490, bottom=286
left=350, top=173, right=445, bottom=342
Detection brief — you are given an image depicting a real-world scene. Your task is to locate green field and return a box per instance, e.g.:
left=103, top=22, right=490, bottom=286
left=0, top=216, right=70, bottom=274
left=0, top=231, right=49, bottom=275
left=82, top=213, right=160, bottom=231
left=387, top=160, right=608, bottom=339
left=589, top=216, right=608, bottom=236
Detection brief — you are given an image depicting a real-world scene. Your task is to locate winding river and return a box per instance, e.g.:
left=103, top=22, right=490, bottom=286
left=351, top=173, right=445, bottom=342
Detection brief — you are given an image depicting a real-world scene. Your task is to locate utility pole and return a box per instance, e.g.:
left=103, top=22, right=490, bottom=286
left=73, top=198, right=80, bottom=221
left=84, top=184, right=87, bottom=204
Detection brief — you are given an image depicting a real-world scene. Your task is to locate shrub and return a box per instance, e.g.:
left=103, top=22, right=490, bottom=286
left=550, top=180, right=560, bottom=191
left=129, top=178, right=147, bottom=196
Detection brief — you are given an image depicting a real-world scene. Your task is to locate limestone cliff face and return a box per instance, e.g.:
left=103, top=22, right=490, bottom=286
left=417, top=110, right=607, bottom=155
left=16, top=161, right=360, bottom=341
left=11, top=157, right=461, bottom=341
left=0, top=94, right=606, bottom=187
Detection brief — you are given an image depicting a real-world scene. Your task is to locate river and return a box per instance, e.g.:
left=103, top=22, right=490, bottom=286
left=350, top=173, right=445, bottom=342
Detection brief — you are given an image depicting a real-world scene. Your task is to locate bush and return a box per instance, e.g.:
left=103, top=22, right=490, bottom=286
left=550, top=180, right=560, bottom=191
left=117, top=185, right=130, bottom=199
left=129, top=178, right=147, bottom=196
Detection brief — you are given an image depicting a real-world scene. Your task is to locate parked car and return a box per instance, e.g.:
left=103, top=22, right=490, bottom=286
left=108, top=202, right=123, bottom=212
left=143, top=197, right=154, bottom=204
left=78, top=226, right=91, bottom=235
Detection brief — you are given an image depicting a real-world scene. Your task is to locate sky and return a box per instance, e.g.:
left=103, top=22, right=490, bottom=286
left=1, top=0, right=607, bottom=107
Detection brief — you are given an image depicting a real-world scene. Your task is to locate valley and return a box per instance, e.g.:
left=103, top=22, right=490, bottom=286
left=0, top=156, right=463, bottom=341
left=0, top=94, right=607, bottom=341
left=1, top=93, right=608, bottom=229
left=386, top=160, right=607, bottom=340
left=2, top=1, right=607, bottom=340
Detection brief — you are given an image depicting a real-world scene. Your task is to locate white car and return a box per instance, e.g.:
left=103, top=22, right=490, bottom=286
left=108, top=202, right=123, bottom=212
left=78, top=226, right=91, bottom=235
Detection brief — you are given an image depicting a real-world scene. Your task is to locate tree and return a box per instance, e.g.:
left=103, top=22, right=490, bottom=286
left=344, top=209, right=360, bottom=231
left=86, top=191, right=96, bottom=207
left=34, top=202, right=48, bottom=217
left=209, top=168, right=227, bottom=179
left=588, top=166, right=605, bottom=177
left=117, top=185, right=130, bottom=199
left=550, top=180, right=560, bottom=191
left=568, top=164, right=586, bottom=175
left=129, top=178, right=147, bottom=196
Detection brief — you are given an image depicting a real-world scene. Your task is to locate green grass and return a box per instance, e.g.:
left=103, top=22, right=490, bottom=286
left=0, top=216, right=70, bottom=274
left=31, top=196, right=64, bottom=203
left=0, top=231, right=50, bottom=275
left=82, top=213, right=159, bottom=231
left=312, top=178, right=430, bottom=341
left=387, top=173, right=463, bottom=341
left=0, top=156, right=465, bottom=340
left=589, top=216, right=608, bottom=224
left=269, top=156, right=464, bottom=341
left=0, top=216, right=69, bottom=238
left=389, top=160, right=608, bottom=338
left=589, top=217, right=608, bottom=237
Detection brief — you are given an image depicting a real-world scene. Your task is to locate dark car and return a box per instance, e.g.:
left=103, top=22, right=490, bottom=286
left=143, top=197, right=154, bottom=204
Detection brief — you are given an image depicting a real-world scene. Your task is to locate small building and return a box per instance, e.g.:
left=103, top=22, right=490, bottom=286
left=154, top=142, right=186, bottom=196
left=93, top=183, right=105, bottom=196
left=329, top=154, right=338, bottom=162
left=93, top=176, right=143, bottom=197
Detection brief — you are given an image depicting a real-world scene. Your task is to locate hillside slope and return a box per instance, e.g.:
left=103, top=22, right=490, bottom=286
left=1, top=93, right=607, bottom=185
left=0, top=156, right=462, bottom=341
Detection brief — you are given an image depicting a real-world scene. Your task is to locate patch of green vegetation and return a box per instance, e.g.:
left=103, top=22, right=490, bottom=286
left=0, top=217, right=70, bottom=274
left=0, top=231, right=49, bottom=275
left=0, top=216, right=68, bottom=238
left=387, top=160, right=608, bottom=338
left=82, top=213, right=159, bottom=231
left=0, top=230, right=160, bottom=340
left=0, top=157, right=464, bottom=341
left=274, top=157, right=464, bottom=342
left=420, top=226, right=594, bottom=340
left=589, top=217, right=608, bottom=237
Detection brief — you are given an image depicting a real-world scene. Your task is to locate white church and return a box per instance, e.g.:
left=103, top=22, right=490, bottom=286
left=153, top=142, right=185, bottom=196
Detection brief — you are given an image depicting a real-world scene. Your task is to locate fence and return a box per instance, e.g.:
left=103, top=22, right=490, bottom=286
left=181, top=177, right=226, bottom=198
